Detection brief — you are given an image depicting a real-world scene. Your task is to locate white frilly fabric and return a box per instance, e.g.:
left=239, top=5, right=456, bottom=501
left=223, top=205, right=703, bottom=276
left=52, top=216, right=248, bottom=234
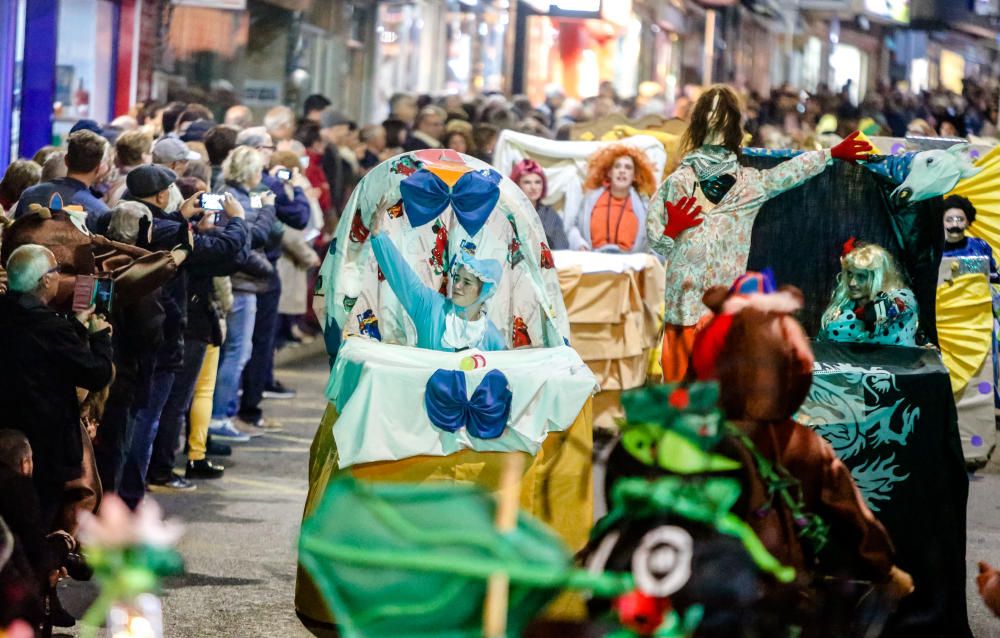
left=491, top=129, right=668, bottom=232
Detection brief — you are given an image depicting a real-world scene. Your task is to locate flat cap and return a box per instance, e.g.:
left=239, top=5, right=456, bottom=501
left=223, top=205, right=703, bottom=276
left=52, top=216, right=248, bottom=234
left=127, top=164, right=177, bottom=198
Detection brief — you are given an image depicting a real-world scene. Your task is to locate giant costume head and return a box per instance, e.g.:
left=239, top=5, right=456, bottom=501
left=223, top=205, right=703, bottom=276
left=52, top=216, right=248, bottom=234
left=320, top=149, right=571, bottom=350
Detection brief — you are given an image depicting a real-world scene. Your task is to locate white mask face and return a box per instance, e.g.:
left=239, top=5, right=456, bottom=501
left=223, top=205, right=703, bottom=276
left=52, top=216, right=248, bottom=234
left=165, top=183, right=184, bottom=213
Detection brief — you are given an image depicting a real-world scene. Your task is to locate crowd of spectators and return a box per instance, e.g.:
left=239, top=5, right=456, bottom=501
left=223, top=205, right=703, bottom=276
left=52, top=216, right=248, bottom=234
left=1, top=74, right=998, bottom=633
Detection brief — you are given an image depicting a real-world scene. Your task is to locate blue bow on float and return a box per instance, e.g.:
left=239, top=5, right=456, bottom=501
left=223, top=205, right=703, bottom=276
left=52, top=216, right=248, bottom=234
left=424, top=368, right=512, bottom=440
left=399, top=168, right=501, bottom=237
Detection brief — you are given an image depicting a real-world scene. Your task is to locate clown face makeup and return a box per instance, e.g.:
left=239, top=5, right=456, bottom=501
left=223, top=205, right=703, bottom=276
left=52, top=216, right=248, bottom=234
left=943, top=208, right=968, bottom=244
left=451, top=265, right=483, bottom=309
left=845, top=268, right=872, bottom=301
left=608, top=156, right=636, bottom=194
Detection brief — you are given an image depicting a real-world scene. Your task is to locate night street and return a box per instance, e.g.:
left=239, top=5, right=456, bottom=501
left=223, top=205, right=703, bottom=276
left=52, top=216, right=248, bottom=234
left=41, top=345, right=1000, bottom=637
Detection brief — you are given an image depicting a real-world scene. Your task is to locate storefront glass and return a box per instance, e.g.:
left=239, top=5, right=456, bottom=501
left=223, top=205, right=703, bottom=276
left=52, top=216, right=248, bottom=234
left=9, top=0, right=26, bottom=160
left=524, top=13, right=641, bottom=102
left=830, top=43, right=867, bottom=103
left=939, top=49, right=965, bottom=94
left=53, top=0, right=116, bottom=143
left=158, top=0, right=293, bottom=119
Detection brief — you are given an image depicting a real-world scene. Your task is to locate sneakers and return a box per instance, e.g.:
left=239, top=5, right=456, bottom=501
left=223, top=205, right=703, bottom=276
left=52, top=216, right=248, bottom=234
left=148, top=473, right=197, bottom=492
left=237, top=415, right=283, bottom=431
left=208, top=418, right=254, bottom=442
left=186, top=459, right=225, bottom=479
left=263, top=380, right=296, bottom=400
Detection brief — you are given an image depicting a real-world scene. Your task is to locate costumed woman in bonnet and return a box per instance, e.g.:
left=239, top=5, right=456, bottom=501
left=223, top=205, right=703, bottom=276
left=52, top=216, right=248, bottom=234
left=646, top=84, right=874, bottom=381
left=566, top=144, right=657, bottom=253
left=368, top=193, right=506, bottom=352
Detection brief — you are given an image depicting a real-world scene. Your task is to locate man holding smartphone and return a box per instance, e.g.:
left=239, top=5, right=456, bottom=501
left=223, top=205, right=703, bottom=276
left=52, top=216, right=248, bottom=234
left=119, top=165, right=249, bottom=498
left=0, top=244, right=114, bottom=525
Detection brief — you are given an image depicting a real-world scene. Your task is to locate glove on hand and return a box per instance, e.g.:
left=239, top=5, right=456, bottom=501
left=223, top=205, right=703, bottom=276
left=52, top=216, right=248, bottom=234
left=831, top=131, right=873, bottom=162
left=662, top=196, right=704, bottom=239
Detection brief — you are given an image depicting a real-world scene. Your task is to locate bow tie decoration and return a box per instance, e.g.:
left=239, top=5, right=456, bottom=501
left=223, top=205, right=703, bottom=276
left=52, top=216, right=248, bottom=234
left=399, top=168, right=502, bottom=237
left=424, top=368, right=512, bottom=440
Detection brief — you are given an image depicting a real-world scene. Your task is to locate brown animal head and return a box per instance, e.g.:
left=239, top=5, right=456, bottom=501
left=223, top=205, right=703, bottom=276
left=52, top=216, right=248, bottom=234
left=692, top=272, right=814, bottom=422
left=1, top=205, right=97, bottom=309
left=1, top=204, right=156, bottom=312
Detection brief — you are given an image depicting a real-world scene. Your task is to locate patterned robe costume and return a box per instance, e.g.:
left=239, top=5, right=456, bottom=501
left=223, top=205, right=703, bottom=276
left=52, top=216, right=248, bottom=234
left=646, top=145, right=833, bottom=380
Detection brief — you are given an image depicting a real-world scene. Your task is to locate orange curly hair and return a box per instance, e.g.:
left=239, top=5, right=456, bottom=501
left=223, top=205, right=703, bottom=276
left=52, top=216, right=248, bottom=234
left=583, top=144, right=658, bottom=196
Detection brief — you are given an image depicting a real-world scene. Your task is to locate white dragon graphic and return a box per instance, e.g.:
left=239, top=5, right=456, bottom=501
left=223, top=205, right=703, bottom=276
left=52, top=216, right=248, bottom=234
left=795, top=362, right=917, bottom=511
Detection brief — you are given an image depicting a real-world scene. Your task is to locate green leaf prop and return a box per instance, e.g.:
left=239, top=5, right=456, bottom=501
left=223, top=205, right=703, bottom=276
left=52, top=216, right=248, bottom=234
left=298, top=478, right=630, bottom=638
left=617, top=383, right=739, bottom=475
left=80, top=545, right=183, bottom=638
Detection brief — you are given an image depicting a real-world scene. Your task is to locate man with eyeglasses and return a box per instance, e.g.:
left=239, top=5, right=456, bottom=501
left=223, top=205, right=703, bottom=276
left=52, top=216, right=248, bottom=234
left=0, top=244, right=113, bottom=527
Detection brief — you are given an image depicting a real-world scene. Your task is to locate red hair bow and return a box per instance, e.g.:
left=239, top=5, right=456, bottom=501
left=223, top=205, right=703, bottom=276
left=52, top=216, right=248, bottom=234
left=842, top=236, right=857, bottom=257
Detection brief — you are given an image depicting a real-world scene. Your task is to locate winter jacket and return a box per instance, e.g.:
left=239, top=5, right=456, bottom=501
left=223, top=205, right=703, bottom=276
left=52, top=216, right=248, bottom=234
left=0, top=292, right=113, bottom=488
left=224, top=181, right=280, bottom=295
left=128, top=198, right=249, bottom=369
left=16, top=177, right=111, bottom=233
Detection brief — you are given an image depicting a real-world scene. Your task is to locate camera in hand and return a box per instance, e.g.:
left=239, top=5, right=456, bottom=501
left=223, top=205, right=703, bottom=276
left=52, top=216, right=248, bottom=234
left=276, top=167, right=292, bottom=181
left=200, top=193, right=225, bottom=211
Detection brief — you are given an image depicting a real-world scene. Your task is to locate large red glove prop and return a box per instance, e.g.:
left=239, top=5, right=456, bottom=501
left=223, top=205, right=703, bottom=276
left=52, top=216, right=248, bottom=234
left=662, top=196, right=704, bottom=239
left=830, top=131, right=873, bottom=162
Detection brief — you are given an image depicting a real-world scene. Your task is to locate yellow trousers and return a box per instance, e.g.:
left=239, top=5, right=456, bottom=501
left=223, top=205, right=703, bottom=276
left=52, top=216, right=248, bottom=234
left=188, top=344, right=220, bottom=462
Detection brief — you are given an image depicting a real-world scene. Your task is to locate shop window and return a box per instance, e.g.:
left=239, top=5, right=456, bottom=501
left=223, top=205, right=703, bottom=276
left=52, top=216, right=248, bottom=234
left=160, top=0, right=294, bottom=119
left=53, top=0, right=116, bottom=142
left=9, top=0, right=26, bottom=160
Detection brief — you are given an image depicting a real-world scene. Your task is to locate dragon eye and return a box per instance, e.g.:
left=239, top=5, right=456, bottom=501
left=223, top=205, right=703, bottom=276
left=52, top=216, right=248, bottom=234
left=632, top=526, right=694, bottom=597
left=926, top=158, right=934, bottom=165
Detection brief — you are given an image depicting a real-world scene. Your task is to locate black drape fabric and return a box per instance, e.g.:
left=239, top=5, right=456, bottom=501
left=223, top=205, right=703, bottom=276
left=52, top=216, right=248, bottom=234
left=803, top=341, right=970, bottom=637
left=744, top=157, right=942, bottom=345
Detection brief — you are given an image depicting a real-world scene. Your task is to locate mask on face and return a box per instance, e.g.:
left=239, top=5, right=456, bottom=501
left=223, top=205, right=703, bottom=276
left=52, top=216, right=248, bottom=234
left=165, top=183, right=184, bottom=214
left=136, top=215, right=153, bottom=249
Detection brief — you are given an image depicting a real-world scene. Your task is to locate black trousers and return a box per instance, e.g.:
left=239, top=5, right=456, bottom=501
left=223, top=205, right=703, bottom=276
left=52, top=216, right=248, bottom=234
left=147, top=338, right=208, bottom=481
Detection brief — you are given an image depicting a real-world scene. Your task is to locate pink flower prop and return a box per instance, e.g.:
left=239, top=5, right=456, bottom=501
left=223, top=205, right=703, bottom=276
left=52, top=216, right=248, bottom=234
left=78, top=495, right=183, bottom=550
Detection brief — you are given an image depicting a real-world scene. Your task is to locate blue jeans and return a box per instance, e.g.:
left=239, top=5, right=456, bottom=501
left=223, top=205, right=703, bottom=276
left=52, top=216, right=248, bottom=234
left=212, top=292, right=257, bottom=420
left=119, top=368, right=176, bottom=508
left=239, top=284, right=281, bottom=422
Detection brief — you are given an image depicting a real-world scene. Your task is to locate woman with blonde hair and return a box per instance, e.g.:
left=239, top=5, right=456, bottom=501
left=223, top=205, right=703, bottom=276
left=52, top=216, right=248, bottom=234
left=567, top=144, right=658, bottom=253
left=819, top=241, right=918, bottom=346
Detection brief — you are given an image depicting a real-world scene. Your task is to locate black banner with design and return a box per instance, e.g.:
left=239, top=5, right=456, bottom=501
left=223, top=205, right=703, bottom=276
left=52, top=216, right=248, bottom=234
left=799, top=340, right=970, bottom=636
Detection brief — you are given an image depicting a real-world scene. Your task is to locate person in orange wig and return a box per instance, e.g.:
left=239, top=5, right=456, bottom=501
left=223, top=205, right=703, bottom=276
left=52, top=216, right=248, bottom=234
left=566, top=144, right=658, bottom=253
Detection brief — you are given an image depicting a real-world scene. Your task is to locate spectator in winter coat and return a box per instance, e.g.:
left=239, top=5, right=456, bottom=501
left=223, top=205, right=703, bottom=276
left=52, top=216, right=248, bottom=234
left=0, top=245, right=113, bottom=525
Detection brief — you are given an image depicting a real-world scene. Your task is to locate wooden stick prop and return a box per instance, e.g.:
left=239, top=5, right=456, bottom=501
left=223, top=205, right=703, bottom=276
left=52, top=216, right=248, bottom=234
left=483, top=453, right=526, bottom=638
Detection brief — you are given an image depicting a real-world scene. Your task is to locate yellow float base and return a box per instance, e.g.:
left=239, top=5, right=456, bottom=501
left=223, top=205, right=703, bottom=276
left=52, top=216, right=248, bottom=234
left=294, top=399, right=595, bottom=626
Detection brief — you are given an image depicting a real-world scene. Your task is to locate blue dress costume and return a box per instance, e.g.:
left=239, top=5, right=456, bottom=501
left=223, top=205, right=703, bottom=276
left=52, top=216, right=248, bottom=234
left=943, top=237, right=1000, bottom=283
left=819, top=288, right=919, bottom=347
left=370, top=233, right=506, bottom=352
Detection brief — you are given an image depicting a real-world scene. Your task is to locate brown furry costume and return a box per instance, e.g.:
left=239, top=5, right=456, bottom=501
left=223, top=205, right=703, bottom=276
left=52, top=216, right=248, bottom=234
left=690, top=278, right=910, bottom=594
left=1, top=205, right=180, bottom=312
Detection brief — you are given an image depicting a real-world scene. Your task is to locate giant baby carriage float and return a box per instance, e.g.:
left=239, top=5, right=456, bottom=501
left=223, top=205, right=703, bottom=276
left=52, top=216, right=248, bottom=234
left=294, top=149, right=599, bottom=627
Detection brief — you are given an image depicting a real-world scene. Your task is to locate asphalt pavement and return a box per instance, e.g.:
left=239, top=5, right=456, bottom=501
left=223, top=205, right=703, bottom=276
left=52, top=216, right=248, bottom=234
left=56, top=343, right=1000, bottom=637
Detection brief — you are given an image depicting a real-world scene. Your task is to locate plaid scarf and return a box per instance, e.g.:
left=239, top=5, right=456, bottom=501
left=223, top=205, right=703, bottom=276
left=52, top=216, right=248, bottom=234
left=680, top=145, right=739, bottom=182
